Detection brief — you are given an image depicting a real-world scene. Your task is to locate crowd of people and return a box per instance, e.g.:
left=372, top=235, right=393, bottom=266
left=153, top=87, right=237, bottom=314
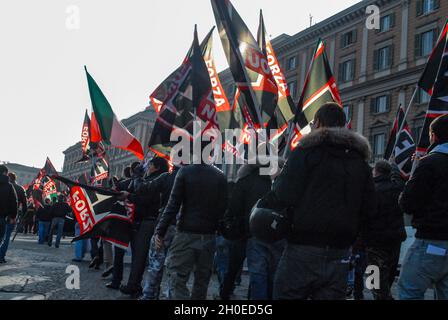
left=1, top=102, right=448, bottom=300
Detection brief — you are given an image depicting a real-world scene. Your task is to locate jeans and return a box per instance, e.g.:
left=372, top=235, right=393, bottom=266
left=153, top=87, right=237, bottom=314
left=214, top=236, right=231, bottom=287
left=48, top=218, right=65, bottom=247
left=221, top=238, right=247, bottom=299
left=246, top=238, right=285, bottom=300
left=38, top=221, right=51, bottom=244
left=0, top=223, right=15, bottom=260
left=0, top=218, right=5, bottom=241
left=126, top=219, right=156, bottom=290
left=398, top=239, right=448, bottom=300
left=273, top=243, right=350, bottom=300
left=166, top=232, right=216, bottom=300
left=74, top=223, right=88, bottom=260
left=142, top=225, right=176, bottom=300
left=366, top=242, right=402, bottom=300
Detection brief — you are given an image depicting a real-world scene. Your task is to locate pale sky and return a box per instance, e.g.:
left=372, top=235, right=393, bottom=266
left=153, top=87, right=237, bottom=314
left=0, top=0, right=360, bottom=171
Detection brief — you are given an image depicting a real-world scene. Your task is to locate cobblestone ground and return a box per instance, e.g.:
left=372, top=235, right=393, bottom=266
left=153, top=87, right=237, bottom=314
left=0, top=234, right=435, bottom=300
left=0, top=234, right=248, bottom=300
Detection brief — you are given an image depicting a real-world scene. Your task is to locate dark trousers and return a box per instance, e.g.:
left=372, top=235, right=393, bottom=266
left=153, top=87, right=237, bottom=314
left=126, top=219, right=156, bottom=290
left=220, top=238, right=247, bottom=299
left=274, top=243, right=350, bottom=300
left=90, top=238, right=103, bottom=261
left=366, top=242, right=402, bottom=300
left=111, top=246, right=126, bottom=286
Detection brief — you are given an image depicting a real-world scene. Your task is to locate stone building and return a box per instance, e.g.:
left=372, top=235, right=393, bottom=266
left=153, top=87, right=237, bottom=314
left=220, top=0, right=447, bottom=162
left=62, top=107, right=157, bottom=181
left=0, top=162, right=40, bottom=186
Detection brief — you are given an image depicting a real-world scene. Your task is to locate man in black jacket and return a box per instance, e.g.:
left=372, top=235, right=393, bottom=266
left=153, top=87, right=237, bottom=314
left=48, top=194, right=72, bottom=248
left=154, top=163, right=228, bottom=300
left=0, top=165, right=17, bottom=261
left=36, top=198, right=52, bottom=244
left=139, top=165, right=181, bottom=300
left=0, top=172, right=26, bottom=263
left=398, top=115, right=448, bottom=300
left=260, top=103, right=375, bottom=300
left=119, top=158, right=169, bottom=297
left=221, top=161, right=282, bottom=300
left=365, top=160, right=406, bottom=300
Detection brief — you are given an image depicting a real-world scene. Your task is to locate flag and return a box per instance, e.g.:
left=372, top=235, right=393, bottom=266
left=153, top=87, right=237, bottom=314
left=91, top=157, right=109, bottom=185
left=418, top=20, right=448, bottom=95
left=211, top=0, right=278, bottom=128
left=258, top=10, right=295, bottom=143
left=76, top=110, right=91, bottom=163
left=148, top=27, right=219, bottom=161
left=384, top=105, right=416, bottom=179
left=416, top=32, right=448, bottom=155
left=54, top=176, right=135, bottom=249
left=289, top=39, right=342, bottom=150
left=85, top=67, right=144, bottom=160
left=31, top=157, right=59, bottom=207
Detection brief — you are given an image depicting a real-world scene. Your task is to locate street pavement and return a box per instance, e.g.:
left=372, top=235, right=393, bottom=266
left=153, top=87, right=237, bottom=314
left=0, top=233, right=436, bottom=300
left=0, top=233, right=248, bottom=300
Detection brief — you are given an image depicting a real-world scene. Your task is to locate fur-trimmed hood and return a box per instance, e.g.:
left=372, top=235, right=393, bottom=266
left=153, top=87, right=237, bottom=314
left=298, top=127, right=371, bottom=160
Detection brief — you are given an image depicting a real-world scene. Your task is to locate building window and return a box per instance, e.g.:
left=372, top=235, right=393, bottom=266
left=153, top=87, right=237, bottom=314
left=379, top=13, right=395, bottom=33
left=340, top=30, right=357, bottom=48
left=415, top=29, right=438, bottom=58
left=287, top=56, right=297, bottom=70
left=416, top=88, right=431, bottom=104
left=338, top=59, right=356, bottom=83
left=287, top=81, right=297, bottom=99
left=417, top=0, right=440, bottom=16
left=374, top=46, right=393, bottom=71
left=373, top=133, right=386, bottom=160
left=371, top=95, right=391, bottom=114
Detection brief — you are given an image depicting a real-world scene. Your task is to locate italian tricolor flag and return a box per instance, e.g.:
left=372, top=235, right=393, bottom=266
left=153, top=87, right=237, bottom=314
left=85, top=67, right=144, bottom=160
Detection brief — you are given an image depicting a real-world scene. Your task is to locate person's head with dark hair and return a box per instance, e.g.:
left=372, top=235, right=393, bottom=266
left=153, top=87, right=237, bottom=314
left=313, top=102, right=346, bottom=129
left=373, top=160, right=392, bottom=178
left=0, top=164, right=8, bottom=176
left=149, top=157, right=169, bottom=174
left=8, top=172, right=17, bottom=183
left=44, top=198, right=51, bottom=205
left=58, top=194, right=65, bottom=202
left=430, top=114, right=448, bottom=145
left=123, top=166, right=132, bottom=179
left=130, top=162, right=140, bottom=173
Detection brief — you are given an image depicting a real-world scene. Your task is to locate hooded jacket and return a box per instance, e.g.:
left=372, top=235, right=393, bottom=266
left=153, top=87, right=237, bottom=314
left=400, top=142, right=448, bottom=240
left=0, top=175, right=17, bottom=219
left=365, top=174, right=406, bottom=247
left=224, top=163, right=272, bottom=239
left=261, top=127, right=376, bottom=249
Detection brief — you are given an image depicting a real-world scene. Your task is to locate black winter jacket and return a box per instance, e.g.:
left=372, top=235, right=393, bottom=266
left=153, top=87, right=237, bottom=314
left=400, top=143, right=448, bottom=240
left=365, top=175, right=406, bottom=247
left=156, top=164, right=228, bottom=237
left=51, top=201, right=72, bottom=219
left=260, top=127, right=376, bottom=249
left=224, top=164, right=272, bottom=239
left=11, top=182, right=27, bottom=216
left=0, top=175, right=17, bottom=219
left=36, top=205, right=53, bottom=222
left=128, top=172, right=162, bottom=223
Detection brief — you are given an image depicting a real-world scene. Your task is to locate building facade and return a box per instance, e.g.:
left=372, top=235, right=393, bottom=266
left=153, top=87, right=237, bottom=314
left=62, top=107, right=157, bottom=181
left=220, top=0, right=447, bottom=162
left=0, top=162, right=40, bottom=186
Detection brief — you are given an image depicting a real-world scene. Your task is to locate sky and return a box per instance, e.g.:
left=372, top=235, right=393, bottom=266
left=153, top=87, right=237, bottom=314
left=0, top=0, right=360, bottom=171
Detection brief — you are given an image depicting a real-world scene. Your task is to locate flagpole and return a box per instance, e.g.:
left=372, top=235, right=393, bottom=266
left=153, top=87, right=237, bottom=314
left=388, top=86, right=418, bottom=162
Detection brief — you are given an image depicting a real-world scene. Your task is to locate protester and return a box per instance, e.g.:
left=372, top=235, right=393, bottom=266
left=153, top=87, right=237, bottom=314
left=259, top=103, right=376, bottom=300
left=154, top=157, right=228, bottom=300
left=398, top=115, right=448, bottom=300
left=22, top=204, right=36, bottom=234
left=119, top=158, right=169, bottom=298
left=0, top=165, right=18, bottom=264
left=106, top=167, right=132, bottom=290
left=221, top=160, right=280, bottom=300
left=138, top=164, right=182, bottom=300
left=48, top=194, right=72, bottom=248
left=363, top=160, right=406, bottom=300
left=36, top=198, right=52, bottom=244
